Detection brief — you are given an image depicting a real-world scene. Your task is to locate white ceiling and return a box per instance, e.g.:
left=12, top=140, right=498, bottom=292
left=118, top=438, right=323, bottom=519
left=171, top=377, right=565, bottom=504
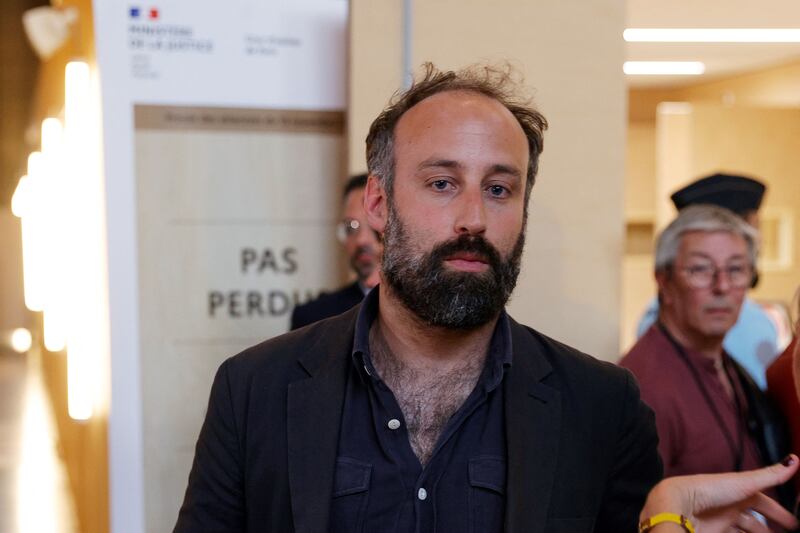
left=626, top=0, right=800, bottom=88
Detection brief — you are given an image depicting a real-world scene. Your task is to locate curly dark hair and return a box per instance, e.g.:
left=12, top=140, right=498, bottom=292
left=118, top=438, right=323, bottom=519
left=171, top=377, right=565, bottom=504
left=365, top=62, right=548, bottom=204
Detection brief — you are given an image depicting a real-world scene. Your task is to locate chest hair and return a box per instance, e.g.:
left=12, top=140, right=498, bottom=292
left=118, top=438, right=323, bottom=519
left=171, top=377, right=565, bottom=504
left=369, top=326, right=486, bottom=466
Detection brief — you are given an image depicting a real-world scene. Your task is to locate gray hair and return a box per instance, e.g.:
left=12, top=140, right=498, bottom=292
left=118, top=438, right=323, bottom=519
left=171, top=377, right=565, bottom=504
left=654, top=204, right=759, bottom=273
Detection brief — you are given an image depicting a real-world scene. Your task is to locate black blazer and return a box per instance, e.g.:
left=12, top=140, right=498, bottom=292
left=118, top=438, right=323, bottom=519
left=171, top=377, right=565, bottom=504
left=290, top=282, right=365, bottom=330
left=175, top=306, right=662, bottom=533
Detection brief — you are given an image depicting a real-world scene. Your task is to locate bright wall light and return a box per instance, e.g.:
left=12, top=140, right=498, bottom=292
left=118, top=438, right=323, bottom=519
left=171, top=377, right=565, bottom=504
left=11, top=328, right=33, bottom=353
left=41, top=118, right=67, bottom=353
left=17, top=369, right=62, bottom=533
left=17, top=120, right=69, bottom=351
left=21, top=152, right=46, bottom=312
left=623, top=28, right=800, bottom=43
left=11, top=176, right=29, bottom=218
left=14, top=60, right=109, bottom=420
left=623, top=61, right=705, bottom=75
left=64, top=60, right=108, bottom=421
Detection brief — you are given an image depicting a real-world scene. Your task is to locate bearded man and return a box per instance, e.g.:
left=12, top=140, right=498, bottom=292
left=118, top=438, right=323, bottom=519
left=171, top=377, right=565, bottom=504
left=174, top=64, right=662, bottom=533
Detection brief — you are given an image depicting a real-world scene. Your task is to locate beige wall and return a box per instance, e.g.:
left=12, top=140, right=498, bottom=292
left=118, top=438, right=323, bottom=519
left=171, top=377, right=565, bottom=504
left=657, top=104, right=800, bottom=303
left=623, top=59, right=800, bottom=353
left=625, top=59, right=800, bottom=222
left=673, top=60, right=800, bottom=108
left=626, top=122, right=657, bottom=221
left=621, top=118, right=659, bottom=352
left=348, top=1, right=404, bottom=174
left=628, top=59, right=800, bottom=122
left=0, top=212, right=28, bottom=335
left=350, top=0, right=627, bottom=360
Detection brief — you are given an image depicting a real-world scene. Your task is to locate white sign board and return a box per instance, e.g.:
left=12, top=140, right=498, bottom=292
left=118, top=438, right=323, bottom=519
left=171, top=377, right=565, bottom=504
left=92, top=1, right=348, bottom=531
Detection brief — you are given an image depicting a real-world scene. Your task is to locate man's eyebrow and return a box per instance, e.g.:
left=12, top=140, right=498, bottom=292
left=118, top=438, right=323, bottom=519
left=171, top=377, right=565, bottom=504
left=685, top=251, right=748, bottom=262
left=488, top=164, right=523, bottom=180
left=416, top=159, right=462, bottom=172
left=416, top=159, right=523, bottom=179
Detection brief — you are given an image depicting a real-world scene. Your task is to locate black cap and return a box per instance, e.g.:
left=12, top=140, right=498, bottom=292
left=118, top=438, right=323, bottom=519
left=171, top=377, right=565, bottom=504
left=670, top=173, right=766, bottom=215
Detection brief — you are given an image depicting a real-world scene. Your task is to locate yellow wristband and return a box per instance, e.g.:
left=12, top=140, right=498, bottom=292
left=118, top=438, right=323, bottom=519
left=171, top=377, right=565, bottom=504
left=638, top=513, right=696, bottom=533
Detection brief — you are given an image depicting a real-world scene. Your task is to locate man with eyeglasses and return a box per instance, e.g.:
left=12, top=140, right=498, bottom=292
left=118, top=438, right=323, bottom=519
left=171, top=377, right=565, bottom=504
left=290, top=174, right=382, bottom=330
left=621, top=205, right=791, bottom=503
left=636, top=173, right=780, bottom=390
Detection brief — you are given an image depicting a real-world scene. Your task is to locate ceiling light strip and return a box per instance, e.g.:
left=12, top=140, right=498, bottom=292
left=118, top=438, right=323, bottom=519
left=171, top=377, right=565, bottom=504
left=623, top=61, right=705, bottom=75
left=624, top=28, right=800, bottom=43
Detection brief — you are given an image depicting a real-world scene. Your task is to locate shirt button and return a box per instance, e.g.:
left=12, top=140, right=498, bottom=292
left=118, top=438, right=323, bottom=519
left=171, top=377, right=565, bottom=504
left=418, top=487, right=428, bottom=501
left=387, top=418, right=401, bottom=430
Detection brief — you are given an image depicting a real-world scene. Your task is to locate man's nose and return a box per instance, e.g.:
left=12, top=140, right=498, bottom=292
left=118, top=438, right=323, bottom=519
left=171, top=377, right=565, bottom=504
left=455, top=188, right=487, bottom=236
left=711, top=268, right=732, bottom=293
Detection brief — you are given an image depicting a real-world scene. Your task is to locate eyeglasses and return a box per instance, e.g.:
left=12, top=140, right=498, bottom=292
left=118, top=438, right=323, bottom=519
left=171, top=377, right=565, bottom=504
left=677, top=262, right=753, bottom=289
left=336, top=218, right=363, bottom=243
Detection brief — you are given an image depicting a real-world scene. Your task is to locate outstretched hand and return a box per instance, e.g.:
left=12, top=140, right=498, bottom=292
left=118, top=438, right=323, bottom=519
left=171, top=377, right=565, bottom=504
left=641, top=455, right=799, bottom=532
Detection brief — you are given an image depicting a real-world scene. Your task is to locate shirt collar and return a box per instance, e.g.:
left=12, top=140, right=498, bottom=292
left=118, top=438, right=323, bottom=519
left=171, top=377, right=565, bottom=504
left=350, top=287, right=513, bottom=390
left=357, top=281, right=372, bottom=295
left=655, top=323, right=728, bottom=373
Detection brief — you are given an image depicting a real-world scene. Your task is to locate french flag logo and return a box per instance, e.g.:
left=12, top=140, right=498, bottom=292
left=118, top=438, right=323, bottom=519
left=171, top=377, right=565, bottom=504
left=129, top=6, right=159, bottom=20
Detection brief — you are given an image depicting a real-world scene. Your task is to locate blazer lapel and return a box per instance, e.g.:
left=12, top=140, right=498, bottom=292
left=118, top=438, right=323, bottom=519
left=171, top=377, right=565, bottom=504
left=287, top=309, right=356, bottom=533
left=504, top=319, right=562, bottom=533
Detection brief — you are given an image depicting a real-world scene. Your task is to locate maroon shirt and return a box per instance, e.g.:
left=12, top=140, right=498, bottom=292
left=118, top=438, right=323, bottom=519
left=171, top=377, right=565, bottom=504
left=620, top=325, right=765, bottom=478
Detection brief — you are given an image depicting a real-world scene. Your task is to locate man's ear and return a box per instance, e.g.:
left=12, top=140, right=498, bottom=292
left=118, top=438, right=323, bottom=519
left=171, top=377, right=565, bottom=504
left=655, top=270, right=672, bottom=306
left=364, top=174, right=387, bottom=235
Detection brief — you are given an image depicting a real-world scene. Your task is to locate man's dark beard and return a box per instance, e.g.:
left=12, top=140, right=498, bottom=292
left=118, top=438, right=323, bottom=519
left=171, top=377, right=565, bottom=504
left=382, top=208, right=525, bottom=330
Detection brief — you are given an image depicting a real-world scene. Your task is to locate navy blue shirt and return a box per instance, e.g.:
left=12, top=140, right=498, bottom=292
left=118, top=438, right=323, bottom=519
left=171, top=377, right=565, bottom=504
left=329, top=289, right=512, bottom=533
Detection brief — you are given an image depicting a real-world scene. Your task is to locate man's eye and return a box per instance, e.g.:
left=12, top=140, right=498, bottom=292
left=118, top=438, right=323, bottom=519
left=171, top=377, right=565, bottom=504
left=687, top=265, right=712, bottom=275
left=431, top=179, right=450, bottom=191
left=726, top=265, right=747, bottom=275
left=488, top=185, right=509, bottom=197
